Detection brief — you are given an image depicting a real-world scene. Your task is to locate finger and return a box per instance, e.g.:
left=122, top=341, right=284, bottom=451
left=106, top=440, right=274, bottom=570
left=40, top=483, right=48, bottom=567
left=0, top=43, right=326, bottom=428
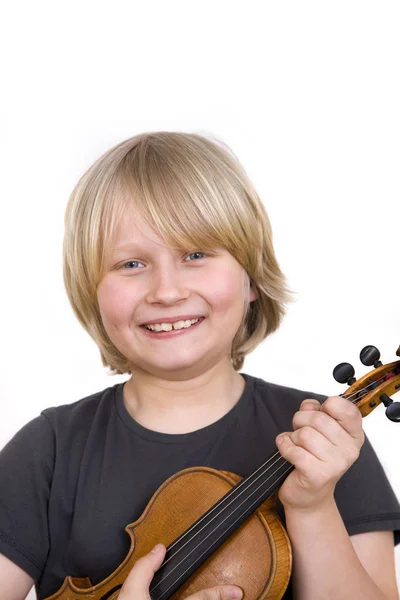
left=292, top=408, right=351, bottom=448
left=276, top=432, right=322, bottom=470
left=187, top=585, right=243, bottom=600
left=119, top=543, right=166, bottom=598
left=320, top=396, right=364, bottom=441
left=299, top=399, right=322, bottom=411
left=289, top=425, right=339, bottom=463
left=119, top=546, right=243, bottom=600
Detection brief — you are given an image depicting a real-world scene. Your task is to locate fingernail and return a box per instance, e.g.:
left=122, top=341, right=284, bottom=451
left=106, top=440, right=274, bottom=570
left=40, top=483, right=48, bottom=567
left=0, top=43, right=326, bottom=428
left=151, top=543, right=163, bottom=554
left=230, top=588, right=243, bottom=599
left=301, top=400, right=320, bottom=409
left=276, top=434, right=284, bottom=444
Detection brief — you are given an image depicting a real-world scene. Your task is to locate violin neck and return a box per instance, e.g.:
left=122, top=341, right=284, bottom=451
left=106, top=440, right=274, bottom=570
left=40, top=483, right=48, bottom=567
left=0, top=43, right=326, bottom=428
left=150, top=452, right=293, bottom=600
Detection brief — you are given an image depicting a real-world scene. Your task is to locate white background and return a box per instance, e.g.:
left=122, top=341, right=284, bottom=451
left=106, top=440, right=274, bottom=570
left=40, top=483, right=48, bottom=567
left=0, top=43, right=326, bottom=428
left=1, top=1, right=399, bottom=597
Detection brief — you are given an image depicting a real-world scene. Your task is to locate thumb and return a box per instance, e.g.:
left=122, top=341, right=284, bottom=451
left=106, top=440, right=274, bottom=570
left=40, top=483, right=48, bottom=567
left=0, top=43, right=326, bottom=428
left=299, top=399, right=321, bottom=411
left=119, top=544, right=243, bottom=600
left=119, top=543, right=166, bottom=600
left=187, top=585, right=243, bottom=600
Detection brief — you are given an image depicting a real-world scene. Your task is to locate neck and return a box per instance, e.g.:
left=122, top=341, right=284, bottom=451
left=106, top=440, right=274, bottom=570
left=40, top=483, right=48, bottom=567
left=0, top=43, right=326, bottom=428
left=122, top=362, right=246, bottom=434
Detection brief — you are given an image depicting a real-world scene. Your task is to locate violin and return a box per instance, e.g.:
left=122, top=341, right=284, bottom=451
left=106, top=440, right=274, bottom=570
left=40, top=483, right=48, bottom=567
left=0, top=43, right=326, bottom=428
left=45, top=345, right=400, bottom=600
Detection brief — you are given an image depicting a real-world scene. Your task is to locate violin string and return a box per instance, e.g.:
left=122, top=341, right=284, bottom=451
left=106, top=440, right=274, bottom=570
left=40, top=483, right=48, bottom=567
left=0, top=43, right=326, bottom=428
left=154, top=463, right=295, bottom=600
left=343, top=372, right=392, bottom=401
left=163, top=452, right=287, bottom=560
left=151, top=389, right=374, bottom=596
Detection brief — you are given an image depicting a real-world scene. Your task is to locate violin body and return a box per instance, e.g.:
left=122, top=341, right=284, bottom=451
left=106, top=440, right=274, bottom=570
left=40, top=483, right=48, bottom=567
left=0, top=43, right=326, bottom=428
left=45, top=466, right=292, bottom=600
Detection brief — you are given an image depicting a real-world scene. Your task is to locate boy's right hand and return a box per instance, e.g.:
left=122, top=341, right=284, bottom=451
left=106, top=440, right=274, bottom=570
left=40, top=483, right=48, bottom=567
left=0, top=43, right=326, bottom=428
left=118, top=543, right=243, bottom=600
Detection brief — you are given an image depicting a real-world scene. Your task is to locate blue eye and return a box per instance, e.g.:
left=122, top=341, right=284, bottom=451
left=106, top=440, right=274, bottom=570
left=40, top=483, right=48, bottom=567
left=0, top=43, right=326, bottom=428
left=121, top=261, right=143, bottom=269
left=186, top=251, right=205, bottom=261
left=120, top=252, right=206, bottom=270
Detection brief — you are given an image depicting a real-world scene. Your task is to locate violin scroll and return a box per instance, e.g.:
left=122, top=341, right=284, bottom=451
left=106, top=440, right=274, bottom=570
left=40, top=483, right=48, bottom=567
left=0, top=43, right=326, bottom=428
left=333, top=345, right=400, bottom=422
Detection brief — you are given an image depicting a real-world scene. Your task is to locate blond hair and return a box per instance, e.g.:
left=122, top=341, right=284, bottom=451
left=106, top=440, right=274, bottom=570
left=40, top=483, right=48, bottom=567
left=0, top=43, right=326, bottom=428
left=63, top=131, right=294, bottom=374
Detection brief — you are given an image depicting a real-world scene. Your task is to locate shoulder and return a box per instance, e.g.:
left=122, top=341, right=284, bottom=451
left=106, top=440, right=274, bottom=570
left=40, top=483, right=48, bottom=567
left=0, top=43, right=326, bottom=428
left=247, top=373, right=327, bottom=411
left=1, top=383, right=122, bottom=464
left=240, top=373, right=328, bottom=433
left=40, top=383, right=121, bottom=437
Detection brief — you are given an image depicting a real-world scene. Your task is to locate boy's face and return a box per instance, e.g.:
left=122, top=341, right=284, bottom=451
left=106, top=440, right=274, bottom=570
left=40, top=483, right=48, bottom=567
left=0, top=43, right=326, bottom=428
left=97, top=209, right=257, bottom=380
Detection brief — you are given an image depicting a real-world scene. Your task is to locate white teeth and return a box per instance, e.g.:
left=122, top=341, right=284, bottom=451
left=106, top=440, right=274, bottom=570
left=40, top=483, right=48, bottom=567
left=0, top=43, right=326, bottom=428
left=145, top=318, right=201, bottom=332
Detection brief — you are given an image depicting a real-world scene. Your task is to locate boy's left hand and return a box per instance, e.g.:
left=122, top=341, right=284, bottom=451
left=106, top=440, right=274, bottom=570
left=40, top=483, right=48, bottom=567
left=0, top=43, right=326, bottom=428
left=276, top=396, right=365, bottom=511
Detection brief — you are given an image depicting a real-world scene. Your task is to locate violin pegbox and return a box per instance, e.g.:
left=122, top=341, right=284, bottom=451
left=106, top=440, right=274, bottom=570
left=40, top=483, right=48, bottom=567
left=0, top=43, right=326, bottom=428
left=333, top=345, right=400, bottom=422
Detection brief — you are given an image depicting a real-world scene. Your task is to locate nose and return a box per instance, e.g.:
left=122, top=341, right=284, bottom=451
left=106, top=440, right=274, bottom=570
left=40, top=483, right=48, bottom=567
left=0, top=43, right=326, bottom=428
left=145, top=264, right=190, bottom=305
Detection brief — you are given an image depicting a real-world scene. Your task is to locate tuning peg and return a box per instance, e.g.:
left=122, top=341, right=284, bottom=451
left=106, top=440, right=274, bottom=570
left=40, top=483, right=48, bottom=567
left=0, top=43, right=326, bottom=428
left=333, top=362, right=356, bottom=386
left=379, top=393, right=400, bottom=423
left=360, top=345, right=382, bottom=368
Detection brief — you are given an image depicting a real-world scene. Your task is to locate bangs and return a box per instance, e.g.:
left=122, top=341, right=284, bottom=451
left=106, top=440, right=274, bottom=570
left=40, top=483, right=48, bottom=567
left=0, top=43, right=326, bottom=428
left=98, top=133, right=262, bottom=278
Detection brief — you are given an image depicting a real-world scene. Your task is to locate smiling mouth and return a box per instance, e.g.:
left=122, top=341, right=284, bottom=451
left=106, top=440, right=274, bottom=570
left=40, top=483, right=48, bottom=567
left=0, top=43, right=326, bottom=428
left=141, top=317, right=205, bottom=336
left=143, top=317, right=203, bottom=332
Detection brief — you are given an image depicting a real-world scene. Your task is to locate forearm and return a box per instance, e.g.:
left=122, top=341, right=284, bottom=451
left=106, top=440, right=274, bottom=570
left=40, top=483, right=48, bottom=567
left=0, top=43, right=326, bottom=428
left=284, top=498, right=387, bottom=600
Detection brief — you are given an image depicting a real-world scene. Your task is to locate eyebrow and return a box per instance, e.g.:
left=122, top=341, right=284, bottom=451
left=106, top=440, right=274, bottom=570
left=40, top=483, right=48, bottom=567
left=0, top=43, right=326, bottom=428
left=113, top=243, right=143, bottom=252
left=111, top=242, right=178, bottom=256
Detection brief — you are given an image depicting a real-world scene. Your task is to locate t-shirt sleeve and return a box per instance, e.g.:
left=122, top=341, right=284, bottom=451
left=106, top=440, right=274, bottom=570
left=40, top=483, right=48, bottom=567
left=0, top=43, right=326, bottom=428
left=0, top=414, right=55, bottom=581
left=334, top=433, right=400, bottom=545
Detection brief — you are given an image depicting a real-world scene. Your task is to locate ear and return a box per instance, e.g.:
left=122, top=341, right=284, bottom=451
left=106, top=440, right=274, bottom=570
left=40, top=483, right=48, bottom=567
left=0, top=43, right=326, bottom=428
left=249, top=284, right=258, bottom=302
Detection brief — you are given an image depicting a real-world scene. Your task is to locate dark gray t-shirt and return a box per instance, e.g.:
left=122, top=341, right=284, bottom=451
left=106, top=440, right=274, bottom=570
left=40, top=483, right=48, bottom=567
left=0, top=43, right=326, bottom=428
left=0, top=373, right=399, bottom=599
